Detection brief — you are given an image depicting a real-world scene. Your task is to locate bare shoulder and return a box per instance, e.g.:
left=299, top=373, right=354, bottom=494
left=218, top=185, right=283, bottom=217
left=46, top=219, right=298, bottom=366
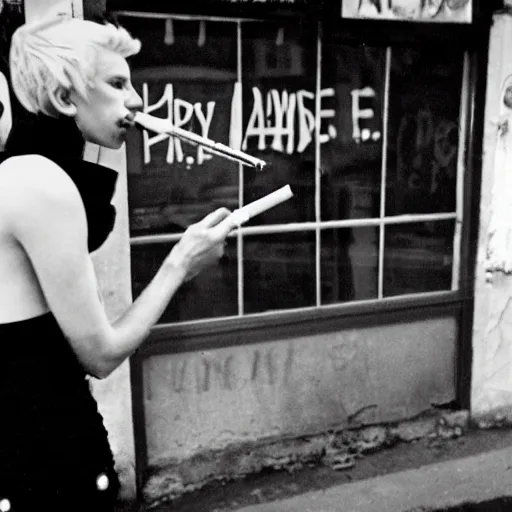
left=0, top=154, right=79, bottom=194
left=0, top=154, right=83, bottom=222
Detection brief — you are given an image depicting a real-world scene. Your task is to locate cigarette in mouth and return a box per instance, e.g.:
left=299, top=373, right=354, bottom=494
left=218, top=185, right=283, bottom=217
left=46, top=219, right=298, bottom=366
left=229, top=185, right=294, bottom=226
left=134, top=112, right=267, bottom=170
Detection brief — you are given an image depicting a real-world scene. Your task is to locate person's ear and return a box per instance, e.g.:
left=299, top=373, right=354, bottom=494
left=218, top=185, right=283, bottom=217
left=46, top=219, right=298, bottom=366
left=47, top=86, right=77, bottom=117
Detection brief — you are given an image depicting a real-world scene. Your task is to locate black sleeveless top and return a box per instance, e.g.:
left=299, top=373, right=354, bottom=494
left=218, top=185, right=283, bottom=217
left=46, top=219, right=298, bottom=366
left=1, top=114, right=118, bottom=253
left=0, top=115, right=120, bottom=507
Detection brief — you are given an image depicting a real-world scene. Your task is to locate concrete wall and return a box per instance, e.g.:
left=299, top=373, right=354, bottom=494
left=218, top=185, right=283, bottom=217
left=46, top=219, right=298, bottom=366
left=142, top=315, right=458, bottom=501
left=88, top=145, right=136, bottom=501
left=471, top=12, right=512, bottom=420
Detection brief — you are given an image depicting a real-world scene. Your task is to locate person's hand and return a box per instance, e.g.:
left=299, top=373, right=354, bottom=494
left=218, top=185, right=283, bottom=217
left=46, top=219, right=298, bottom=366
left=167, top=207, right=235, bottom=282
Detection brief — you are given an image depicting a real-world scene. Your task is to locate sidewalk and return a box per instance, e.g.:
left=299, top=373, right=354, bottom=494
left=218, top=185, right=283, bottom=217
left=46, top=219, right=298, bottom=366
left=149, top=428, right=512, bottom=512
left=234, top=445, right=512, bottom=512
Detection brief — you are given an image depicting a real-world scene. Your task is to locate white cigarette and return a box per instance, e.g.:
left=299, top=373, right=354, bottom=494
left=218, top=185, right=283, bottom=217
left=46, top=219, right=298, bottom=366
left=230, top=185, right=294, bottom=225
left=134, top=112, right=266, bottom=170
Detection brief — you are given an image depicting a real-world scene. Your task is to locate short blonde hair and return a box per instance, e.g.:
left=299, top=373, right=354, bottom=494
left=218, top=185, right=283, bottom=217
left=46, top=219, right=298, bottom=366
left=9, top=14, right=141, bottom=116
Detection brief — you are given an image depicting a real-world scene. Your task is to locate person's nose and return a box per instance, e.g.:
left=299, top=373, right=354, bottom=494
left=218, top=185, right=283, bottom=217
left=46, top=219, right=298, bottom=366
left=126, top=84, right=143, bottom=112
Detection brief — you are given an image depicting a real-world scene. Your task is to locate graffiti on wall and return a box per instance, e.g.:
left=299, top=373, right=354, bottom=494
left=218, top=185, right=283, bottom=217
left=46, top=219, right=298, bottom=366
left=141, top=82, right=380, bottom=167
left=145, top=338, right=377, bottom=421
left=145, top=345, right=295, bottom=398
left=342, top=0, right=472, bottom=23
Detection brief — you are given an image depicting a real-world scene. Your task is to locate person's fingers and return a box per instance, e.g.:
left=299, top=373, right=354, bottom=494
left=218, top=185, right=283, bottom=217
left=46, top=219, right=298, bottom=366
left=209, top=213, right=237, bottom=241
left=198, top=207, right=231, bottom=228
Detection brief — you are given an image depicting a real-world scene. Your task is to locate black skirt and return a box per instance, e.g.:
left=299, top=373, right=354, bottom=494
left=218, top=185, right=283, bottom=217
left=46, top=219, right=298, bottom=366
left=0, top=313, right=119, bottom=511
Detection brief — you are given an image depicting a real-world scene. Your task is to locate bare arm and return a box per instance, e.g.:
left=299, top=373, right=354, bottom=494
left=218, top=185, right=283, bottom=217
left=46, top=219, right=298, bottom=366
left=6, top=155, right=234, bottom=378
left=108, top=207, right=233, bottom=372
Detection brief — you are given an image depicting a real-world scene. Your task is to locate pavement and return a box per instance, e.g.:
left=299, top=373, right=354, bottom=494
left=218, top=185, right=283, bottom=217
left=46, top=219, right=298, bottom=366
left=230, top=445, right=512, bottom=512
left=146, top=428, right=512, bottom=512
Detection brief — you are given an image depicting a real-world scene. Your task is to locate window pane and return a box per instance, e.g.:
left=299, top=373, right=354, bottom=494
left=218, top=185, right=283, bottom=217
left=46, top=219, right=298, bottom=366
left=386, top=47, right=463, bottom=216
left=122, top=16, right=465, bottom=324
left=321, top=227, right=378, bottom=304
left=320, top=44, right=386, bottom=221
left=121, top=17, right=240, bottom=236
left=383, top=221, right=454, bottom=297
left=241, top=21, right=318, bottom=225
left=130, top=239, right=238, bottom=323
left=244, top=232, right=316, bottom=313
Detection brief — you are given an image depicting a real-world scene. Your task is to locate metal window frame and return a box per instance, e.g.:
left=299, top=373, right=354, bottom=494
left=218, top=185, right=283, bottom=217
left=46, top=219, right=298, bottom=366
left=122, top=13, right=470, bottom=327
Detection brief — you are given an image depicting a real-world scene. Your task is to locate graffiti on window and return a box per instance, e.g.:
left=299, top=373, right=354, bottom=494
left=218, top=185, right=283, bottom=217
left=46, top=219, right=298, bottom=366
left=396, top=107, right=458, bottom=195
left=141, top=82, right=380, bottom=166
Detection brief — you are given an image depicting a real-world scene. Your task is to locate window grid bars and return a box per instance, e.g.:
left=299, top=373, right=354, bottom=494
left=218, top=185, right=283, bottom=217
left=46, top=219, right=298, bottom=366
left=315, top=23, right=322, bottom=308
left=152, top=289, right=457, bottom=330
left=236, top=20, right=244, bottom=316
left=122, top=14, right=467, bottom=313
left=378, top=46, right=392, bottom=300
left=130, top=212, right=459, bottom=245
left=116, top=11, right=261, bottom=23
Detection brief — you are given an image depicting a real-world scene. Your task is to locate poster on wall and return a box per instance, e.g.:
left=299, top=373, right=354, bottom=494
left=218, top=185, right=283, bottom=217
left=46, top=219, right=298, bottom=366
left=341, top=0, right=472, bottom=23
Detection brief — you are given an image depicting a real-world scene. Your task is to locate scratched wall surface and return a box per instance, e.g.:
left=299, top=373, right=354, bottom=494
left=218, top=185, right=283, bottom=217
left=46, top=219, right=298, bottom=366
left=144, top=317, right=457, bottom=466
left=472, top=13, right=512, bottom=417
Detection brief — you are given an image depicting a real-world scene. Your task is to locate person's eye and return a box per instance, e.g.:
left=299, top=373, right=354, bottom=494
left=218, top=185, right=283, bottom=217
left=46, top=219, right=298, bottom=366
left=110, top=79, right=125, bottom=89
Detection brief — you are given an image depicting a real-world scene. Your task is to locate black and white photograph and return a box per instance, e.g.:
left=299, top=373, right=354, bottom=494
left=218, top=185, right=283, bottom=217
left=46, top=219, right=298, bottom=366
left=2, top=0, right=512, bottom=511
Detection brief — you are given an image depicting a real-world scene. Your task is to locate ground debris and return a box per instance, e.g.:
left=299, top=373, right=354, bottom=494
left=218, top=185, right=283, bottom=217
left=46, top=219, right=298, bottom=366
left=323, top=450, right=357, bottom=471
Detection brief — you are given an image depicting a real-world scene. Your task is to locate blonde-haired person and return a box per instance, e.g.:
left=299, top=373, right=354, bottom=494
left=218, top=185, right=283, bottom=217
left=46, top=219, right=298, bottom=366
left=0, top=14, right=235, bottom=511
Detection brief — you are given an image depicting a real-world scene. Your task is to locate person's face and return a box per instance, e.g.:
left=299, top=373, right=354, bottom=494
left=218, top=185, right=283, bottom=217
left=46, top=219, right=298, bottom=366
left=70, top=50, right=142, bottom=149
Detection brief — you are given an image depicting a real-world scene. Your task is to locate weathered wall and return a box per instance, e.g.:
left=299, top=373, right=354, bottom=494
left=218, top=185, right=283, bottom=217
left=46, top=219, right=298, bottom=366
left=142, top=315, right=458, bottom=501
left=87, top=144, right=136, bottom=501
left=471, top=12, right=512, bottom=420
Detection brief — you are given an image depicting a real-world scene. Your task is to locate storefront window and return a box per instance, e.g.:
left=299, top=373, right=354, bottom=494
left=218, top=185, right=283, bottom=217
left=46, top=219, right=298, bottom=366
left=118, top=12, right=467, bottom=324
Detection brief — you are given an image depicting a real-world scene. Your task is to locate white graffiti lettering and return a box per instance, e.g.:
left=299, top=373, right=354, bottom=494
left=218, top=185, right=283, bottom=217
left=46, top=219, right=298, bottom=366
left=351, top=86, right=380, bottom=143
left=141, top=82, right=377, bottom=166
left=142, top=82, right=216, bottom=166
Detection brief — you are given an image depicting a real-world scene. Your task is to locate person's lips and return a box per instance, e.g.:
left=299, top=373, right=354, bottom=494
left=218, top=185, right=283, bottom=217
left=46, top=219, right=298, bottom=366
left=118, top=117, right=135, bottom=129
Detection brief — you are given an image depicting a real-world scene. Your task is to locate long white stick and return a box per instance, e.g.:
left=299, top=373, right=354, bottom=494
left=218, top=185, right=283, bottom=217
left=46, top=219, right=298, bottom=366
left=229, top=185, right=294, bottom=225
left=134, top=112, right=267, bottom=170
